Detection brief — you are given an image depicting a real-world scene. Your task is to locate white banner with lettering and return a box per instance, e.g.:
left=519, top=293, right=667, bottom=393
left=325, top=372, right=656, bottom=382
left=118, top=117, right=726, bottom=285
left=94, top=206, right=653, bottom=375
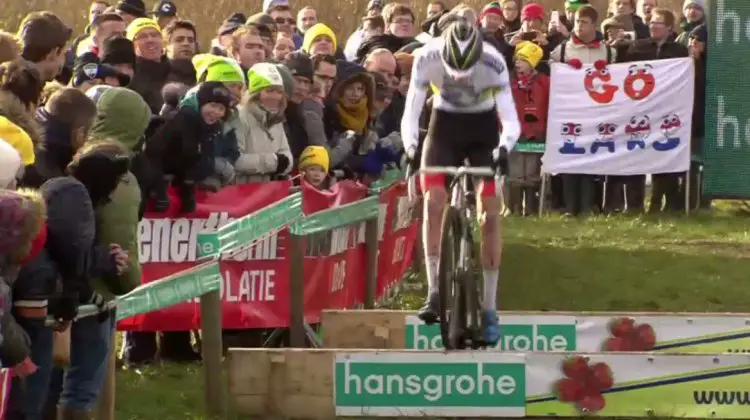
left=542, top=58, right=694, bottom=175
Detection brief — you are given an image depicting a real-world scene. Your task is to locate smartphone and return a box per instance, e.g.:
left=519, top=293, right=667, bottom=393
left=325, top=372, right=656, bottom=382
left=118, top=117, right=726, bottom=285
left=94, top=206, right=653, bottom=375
left=550, top=10, right=561, bottom=26
left=522, top=31, right=537, bottom=41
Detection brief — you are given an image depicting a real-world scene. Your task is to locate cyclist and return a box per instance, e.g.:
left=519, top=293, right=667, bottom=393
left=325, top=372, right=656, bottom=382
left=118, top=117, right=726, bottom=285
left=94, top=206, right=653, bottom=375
left=401, top=18, right=520, bottom=344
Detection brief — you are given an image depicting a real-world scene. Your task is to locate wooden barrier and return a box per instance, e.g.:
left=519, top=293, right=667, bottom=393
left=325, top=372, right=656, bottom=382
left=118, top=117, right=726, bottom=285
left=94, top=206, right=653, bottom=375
left=320, top=309, right=750, bottom=349
left=228, top=348, right=374, bottom=419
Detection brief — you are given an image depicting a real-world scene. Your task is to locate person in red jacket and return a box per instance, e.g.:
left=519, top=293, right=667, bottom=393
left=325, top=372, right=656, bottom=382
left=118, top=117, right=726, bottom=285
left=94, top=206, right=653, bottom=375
left=508, top=41, right=549, bottom=215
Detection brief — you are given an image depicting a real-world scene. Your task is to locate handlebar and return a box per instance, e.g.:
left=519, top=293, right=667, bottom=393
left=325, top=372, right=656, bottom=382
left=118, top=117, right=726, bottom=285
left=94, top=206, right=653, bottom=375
left=405, top=164, right=505, bottom=202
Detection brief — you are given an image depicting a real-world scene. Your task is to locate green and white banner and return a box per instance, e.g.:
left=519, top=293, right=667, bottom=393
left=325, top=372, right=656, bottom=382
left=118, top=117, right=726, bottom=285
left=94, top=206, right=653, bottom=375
left=334, top=352, right=526, bottom=417
left=404, top=314, right=750, bottom=353
left=333, top=351, right=750, bottom=417
left=527, top=353, right=750, bottom=418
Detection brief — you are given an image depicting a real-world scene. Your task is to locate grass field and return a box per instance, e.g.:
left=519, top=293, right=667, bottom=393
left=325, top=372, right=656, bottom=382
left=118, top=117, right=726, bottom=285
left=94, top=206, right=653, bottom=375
left=114, top=205, right=750, bottom=419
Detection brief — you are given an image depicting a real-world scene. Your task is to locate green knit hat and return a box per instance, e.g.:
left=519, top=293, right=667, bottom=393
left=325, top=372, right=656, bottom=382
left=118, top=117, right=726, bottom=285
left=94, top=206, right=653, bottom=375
left=192, top=54, right=245, bottom=84
left=565, top=0, right=589, bottom=10
left=247, top=63, right=285, bottom=95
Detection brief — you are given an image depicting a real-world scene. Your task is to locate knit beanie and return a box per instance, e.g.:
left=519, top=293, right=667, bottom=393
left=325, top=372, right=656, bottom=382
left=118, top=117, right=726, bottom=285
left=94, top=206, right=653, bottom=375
left=521, top=3, right=545, bottom=22
left=514, top=41, right=543, bottom=69
left=116, top=0, right=147, bottom=17
left=192, top=54, right=244, bottom=84
left=0, top=139, right=21, bottom=188
left=126, top=17, right=161, bottom=41
left=196, top=81, right=232, bottom=110
left=299, top=146, right=329, bottom=173
left=0, top=116, right=34, bottom=165
left=690, top=23, right=707, bottom=42
left=100, top=36, right=136, bottom=68
left=274, top=64, right=295, bottom=99
left=479, top=3, right=502, bottom=21
left=302, top=23, right=337, bottom=54
left=283, top=52, right=314, bottom=80
left=683, top=0, right=706, bottom=13
left=565, top=0, right=590, bottom=10
left=247, top=62, right=285, bottom=95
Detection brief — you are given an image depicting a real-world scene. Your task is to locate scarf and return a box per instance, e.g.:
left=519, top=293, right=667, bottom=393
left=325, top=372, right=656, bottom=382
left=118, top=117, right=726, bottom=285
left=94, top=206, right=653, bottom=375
left=571, top=35, right=601, bottom=48
left=336, top=98, right=369, bottom=134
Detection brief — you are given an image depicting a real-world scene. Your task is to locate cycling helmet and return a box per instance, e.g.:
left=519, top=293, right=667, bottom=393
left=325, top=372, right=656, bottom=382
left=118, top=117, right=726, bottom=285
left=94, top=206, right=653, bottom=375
left=441, top=19, right=483, bottom=75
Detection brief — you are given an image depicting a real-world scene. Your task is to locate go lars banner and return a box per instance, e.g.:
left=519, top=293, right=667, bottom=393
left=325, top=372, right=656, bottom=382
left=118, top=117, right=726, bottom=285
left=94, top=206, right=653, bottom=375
left=542, top=58, right=694, bottom=175
left=118, top=181, right=418, bottom=331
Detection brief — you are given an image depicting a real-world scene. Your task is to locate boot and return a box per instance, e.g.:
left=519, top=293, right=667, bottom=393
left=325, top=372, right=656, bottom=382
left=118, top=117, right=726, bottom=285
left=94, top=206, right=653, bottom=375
left=152, top=177, right=170, bottom=212
left=562, top=174, right=580, bottom=216
left=179, top=182, right=196, bottom=214
left=57, top=407, right=92, bottom=420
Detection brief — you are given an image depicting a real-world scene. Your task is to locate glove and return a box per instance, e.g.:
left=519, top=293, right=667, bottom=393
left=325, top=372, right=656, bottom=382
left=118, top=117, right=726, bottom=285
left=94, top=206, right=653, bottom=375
left=214, top=158, right=235, bottom=184
left=594, top=59, right=607, bottom=71
left=379, top=131, right=403, bottom=151
left=492, top=146, right=509, bottom=176
left=88, top=291, right=111, bottom=323
left=567, top=58, right=583, bottom=70
left=275, top=153, right=291, bottom=174
left=198, top=177, right=221, bottom=192
left=361, top=151, right=383, bottom=176
left=48, top=291, right=79, bottom=323
left=375, top=142, right=401, bottom=165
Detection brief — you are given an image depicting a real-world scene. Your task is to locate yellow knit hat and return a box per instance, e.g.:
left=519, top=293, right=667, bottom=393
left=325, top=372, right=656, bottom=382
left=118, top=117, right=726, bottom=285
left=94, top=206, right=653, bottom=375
left=126, top=17, right=161, bottom=41
left=298, top=146, right=329, bottom=173
left=514, top=41, right=543, bottom=69
left=0, top=116, right=34, bottom=165
left=302, top=23, right=337, bottom=55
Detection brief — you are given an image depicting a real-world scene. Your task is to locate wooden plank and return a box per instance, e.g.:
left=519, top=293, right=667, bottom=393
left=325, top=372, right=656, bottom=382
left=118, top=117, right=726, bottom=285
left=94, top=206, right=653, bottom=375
left=228, top=348, right=337, bottom=419
left=320, top=309, right=750, bottom=349
left=321, top=310, right=407, bottom=349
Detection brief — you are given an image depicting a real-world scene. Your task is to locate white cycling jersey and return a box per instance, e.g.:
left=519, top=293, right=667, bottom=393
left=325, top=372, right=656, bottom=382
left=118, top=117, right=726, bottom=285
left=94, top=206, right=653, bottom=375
left=400, top=37, right=521, bottom=153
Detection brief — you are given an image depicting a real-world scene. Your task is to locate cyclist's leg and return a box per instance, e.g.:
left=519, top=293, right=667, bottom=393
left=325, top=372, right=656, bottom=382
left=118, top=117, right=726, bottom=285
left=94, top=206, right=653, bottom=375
left=418, top=109, right=462, bottom=321
left=467, top=109, right=503, bottom=343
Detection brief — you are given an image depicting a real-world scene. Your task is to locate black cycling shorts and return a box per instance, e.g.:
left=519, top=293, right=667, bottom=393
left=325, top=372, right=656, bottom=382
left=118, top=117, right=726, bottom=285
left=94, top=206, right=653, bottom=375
left=421, top=107, right=499, bottom=171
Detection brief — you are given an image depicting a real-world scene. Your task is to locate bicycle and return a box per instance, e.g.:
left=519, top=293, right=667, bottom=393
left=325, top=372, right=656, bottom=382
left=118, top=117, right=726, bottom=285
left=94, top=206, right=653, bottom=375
left=407, top=162, right=505, bottom=350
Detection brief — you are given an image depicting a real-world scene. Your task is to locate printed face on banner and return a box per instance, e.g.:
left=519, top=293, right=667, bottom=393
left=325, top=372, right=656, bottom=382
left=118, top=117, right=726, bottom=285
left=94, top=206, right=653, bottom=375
left=543, top=58, right=694, bottom=175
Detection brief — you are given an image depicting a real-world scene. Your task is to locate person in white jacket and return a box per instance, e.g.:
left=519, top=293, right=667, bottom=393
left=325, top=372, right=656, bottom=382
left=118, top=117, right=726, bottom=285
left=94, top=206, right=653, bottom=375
left=232, top=62, right=293, bottom=183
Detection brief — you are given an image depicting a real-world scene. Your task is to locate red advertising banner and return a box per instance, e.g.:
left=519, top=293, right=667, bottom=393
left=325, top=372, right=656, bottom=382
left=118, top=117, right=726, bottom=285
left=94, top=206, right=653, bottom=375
left=119, top=180, right=418, bottom=332
left=376, top=182, right=419, bottom=297
left=301, top=180, right=368, bottom=320
left=119, top=182, right=293, bottom=331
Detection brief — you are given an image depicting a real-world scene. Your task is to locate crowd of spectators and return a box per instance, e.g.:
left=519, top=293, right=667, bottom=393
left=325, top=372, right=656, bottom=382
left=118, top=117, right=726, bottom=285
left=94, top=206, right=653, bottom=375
left=0, top=0, right=708, bottom=418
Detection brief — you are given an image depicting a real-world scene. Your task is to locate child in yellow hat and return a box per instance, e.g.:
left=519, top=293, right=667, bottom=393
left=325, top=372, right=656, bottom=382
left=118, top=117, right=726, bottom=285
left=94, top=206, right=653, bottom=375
left=509, top=41, right=550, bottom=216
left=298, top=145, right=329, bottom=189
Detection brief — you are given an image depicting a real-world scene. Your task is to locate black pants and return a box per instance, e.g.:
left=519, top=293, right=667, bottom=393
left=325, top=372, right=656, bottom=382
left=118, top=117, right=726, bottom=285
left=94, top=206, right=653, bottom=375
left=561, top=174, right=595, bottom=215
left=650, top=173, right=682, bottom=213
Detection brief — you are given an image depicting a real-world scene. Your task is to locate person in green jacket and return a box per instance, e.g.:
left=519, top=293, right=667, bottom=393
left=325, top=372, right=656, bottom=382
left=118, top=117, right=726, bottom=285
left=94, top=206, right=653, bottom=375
left=85, top=85, right=151, bottom=299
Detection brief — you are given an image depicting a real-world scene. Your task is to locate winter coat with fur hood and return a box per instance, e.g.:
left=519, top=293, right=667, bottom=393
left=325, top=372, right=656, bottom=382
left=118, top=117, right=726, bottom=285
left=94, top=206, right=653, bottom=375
left=0, top=189, right=46, bottom=366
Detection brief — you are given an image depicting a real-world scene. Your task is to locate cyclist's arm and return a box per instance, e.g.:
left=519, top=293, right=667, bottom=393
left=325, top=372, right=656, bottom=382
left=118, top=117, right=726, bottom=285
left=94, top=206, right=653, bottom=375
left=494, top=78, right=521, bottom=151
left=400, top=58, right=430, bottom=153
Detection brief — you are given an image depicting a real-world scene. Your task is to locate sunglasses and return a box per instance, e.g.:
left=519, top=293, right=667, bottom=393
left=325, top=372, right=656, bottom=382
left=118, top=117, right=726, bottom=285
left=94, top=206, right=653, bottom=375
left=275, top=17, right=295, bottom=24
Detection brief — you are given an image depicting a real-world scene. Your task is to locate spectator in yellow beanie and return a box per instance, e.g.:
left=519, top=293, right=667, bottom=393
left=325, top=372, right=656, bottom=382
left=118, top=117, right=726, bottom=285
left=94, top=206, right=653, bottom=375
left=298, top=145, right=329, bottom=189
left=126, top=17, right=162, bottom=61
left=514, top=41, right=543, bottom=70
left=0, top=115, right=34, bottom=166
left=302, top=23, right=337, bottom=56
